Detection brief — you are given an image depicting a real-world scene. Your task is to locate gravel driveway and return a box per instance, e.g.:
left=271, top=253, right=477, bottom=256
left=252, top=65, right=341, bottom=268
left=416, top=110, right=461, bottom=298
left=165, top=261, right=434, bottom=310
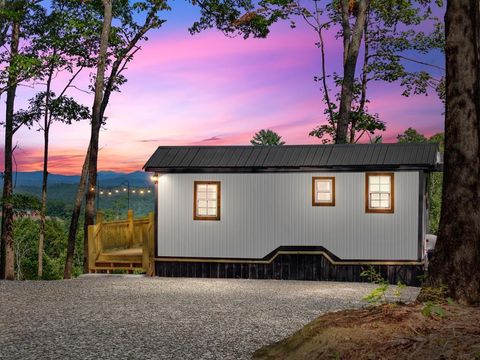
left=0, top=276, right=419, bottom=360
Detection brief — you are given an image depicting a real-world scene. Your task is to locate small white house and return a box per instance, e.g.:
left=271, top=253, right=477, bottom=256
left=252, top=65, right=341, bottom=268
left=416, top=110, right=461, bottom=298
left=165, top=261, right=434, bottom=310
left=144, top=143, right=441, bottom=285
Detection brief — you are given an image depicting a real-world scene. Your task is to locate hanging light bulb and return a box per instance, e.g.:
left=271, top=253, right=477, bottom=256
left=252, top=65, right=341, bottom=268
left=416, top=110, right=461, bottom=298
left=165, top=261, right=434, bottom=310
left=123, top=188, right=127, bottom=192
left=100, top=191, right=104, bottom=195
left=140, top=190, right=144, bottom=194
left=108, top=191, right=112, bottom=196
left=115, top=189, right=119, bottom=193
left=132, top=190, right=136, bottom=193
left=147, top=189, right=151, bottom=193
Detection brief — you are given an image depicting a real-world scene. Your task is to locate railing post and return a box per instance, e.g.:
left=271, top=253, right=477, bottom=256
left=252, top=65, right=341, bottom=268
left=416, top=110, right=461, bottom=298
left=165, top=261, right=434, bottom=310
left=88, top=225, right=96, bottom=273
left=143, top=212, right=155, bottom=276
left=127, top=209, right=134, bottom=248
left=96, top=211, right=104, bottom=254
left=96, top=211, right=104, bottom=225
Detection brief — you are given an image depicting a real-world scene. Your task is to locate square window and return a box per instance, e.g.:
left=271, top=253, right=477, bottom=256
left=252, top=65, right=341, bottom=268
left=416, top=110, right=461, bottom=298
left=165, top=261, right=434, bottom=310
left=194, top=181, right=221, bottom=220
left=312, top=177, right=335, bottom=206
left=366, top=173, right=394, bottom=213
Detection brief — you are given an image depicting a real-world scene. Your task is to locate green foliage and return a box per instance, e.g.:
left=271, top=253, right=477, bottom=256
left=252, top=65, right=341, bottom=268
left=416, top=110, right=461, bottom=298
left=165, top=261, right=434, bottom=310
left=393, top=282, right=407, bottom=298
left=360, top=266, right=406, bottom=304
left=397, top=127, right=427, bottom=143
left=0, top=1, right=48, bottom=94
left=396, top=128, right=444, bottom=234
left=15, top=91, right=91, bottom=131
left=421, top=301, right=446, bottom=318
left=363, top=282, right=389, bottom=304
left=360, top=266, right=389, bottom=304
left=12, top=217, right=83, bottom=280
left=428, top=171, right=442, bottom=234
left=251, top=129, right=285, bottom=146
left=10, top=193, right=40, bottom=214
left=12, top=184, right=154, bottom=219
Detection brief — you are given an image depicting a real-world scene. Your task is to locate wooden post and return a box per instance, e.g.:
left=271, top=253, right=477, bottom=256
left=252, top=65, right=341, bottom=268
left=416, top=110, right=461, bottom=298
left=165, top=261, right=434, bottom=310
left=96, top=211, right=104, bottom=224
left=88, top=225, right=96, bottom=272
left=127, top=209, right=134, bottom=248
left=143, top=212, right=155, bottom=276
left=96, top=211, right=104, bottom=254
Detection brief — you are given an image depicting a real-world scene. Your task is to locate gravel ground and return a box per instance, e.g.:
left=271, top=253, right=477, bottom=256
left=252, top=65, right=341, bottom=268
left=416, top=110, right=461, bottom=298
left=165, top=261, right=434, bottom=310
left=0, top=276, right=419, bottom=360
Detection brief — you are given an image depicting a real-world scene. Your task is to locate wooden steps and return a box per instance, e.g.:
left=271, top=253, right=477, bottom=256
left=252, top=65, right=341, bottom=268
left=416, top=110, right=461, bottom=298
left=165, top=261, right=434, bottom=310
left=91, top=247, right=144, bottom=273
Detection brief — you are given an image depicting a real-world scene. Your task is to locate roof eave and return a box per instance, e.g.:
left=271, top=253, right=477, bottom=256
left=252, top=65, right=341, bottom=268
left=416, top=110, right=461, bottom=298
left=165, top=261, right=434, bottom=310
left=144, top=164, right=439, bottom=173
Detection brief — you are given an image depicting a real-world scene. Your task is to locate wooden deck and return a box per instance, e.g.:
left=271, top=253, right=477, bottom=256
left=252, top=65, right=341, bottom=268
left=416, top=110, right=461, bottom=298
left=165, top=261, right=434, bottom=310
left=88, top=210, right=155, bottom=275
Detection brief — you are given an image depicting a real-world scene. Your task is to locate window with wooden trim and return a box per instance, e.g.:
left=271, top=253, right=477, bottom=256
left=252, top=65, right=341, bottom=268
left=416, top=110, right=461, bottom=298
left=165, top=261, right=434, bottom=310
left=194, top=181, right=221, bottom=220
left=365, top=173, right=394, bottom=213
left=312, top=177, right=335, bottom=206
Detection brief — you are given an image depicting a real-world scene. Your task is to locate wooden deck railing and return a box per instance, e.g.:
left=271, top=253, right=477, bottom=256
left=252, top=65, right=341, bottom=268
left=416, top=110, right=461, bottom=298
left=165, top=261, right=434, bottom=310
left=88, top=210, right=155, bottom=275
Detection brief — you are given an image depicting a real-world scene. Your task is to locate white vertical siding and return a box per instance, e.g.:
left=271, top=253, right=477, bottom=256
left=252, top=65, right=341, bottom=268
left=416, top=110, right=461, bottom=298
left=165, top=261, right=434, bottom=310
left=157, top=171, right=420, bottom=260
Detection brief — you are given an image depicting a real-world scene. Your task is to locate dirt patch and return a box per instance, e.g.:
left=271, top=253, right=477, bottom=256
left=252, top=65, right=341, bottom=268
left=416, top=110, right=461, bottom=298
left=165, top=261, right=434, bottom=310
left=253, top=303, right=480, bottom=360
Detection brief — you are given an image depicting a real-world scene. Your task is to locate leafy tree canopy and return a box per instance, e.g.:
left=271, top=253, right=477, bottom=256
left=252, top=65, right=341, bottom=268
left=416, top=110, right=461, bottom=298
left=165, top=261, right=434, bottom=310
left=12, top=91, right=91, bottom=132
left=396, top=127, right=428, bottom=143
left=251, top=129, right=286, bottom=145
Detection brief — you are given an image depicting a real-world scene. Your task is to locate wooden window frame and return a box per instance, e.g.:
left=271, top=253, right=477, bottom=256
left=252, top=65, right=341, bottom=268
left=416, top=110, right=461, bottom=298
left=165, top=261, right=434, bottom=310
left=193, top=181, right=221, bottom=221
left=365, top=173, right=395, bottom=214
left=312, top=177, right=336, bottom=206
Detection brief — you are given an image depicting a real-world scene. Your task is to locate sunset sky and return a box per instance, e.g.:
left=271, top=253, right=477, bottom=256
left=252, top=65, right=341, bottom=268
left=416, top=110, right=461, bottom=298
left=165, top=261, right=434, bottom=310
left=0, top=3, right=445, bottom=175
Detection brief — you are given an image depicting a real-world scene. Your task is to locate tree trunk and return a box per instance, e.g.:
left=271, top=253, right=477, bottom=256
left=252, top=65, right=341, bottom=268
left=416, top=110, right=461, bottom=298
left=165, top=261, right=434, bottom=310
left=350, top=10, right=369, bottom=144
left=420, top=0, right=480, bottom=305
left=38, top=128, right=48, bottom=279
left=335, top=0, right=369, bottom=144
left=82, top=0, right=113, bottom=273
left=38, top=68, right=54, bottom=279
left=0, top=20, right=20, bottom=280
left=63, top=146, right=90, bottom=279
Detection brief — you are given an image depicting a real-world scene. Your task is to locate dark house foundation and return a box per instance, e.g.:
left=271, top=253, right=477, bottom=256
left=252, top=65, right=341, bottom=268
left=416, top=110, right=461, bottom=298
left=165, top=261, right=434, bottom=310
left=155, top=248, right=424, bottom=287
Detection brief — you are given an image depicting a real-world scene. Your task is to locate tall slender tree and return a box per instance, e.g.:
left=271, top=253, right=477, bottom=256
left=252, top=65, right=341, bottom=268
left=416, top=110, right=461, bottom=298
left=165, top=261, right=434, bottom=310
left=16, top=93, right=91, bottom=277
left=1, top=17, right=20, bottom=280
left=21, top=1, right=96, bottom=278
left=420, top=0, right=480, bottom=305
left=64, top=0, right=169, bottom=277
left=0, top=0, right=44, bottom=279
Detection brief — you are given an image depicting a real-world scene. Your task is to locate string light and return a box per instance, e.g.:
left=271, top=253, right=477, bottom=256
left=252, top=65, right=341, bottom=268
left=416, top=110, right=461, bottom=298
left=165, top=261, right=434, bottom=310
left=95, top=186, right=154, bottom=196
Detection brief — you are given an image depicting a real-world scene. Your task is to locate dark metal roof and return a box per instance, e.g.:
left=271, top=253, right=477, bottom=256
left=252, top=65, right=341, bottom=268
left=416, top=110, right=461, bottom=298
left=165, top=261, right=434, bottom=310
left=144, top=143, right=440, bottom=173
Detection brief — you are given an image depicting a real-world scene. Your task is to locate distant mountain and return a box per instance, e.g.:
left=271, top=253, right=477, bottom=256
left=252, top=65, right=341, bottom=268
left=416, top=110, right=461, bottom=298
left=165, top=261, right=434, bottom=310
left=2, top=171, right=152, bottom=188
left=9, top=171, right=80, bottom=186
left=1, top=171, right=155, bottom=217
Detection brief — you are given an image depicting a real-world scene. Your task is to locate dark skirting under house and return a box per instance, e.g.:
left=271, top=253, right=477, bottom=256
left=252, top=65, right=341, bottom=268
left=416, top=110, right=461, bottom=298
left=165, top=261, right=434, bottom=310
left=154, top=248, right=424, bottom=287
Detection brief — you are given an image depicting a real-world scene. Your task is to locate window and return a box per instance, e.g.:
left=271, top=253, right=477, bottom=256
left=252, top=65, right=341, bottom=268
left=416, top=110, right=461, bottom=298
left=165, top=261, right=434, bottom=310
left=365, top=173, right=394, bottom=213
left=312, top=177, right=335, bottom=206
left=194, top=181, right=221, bottom=220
